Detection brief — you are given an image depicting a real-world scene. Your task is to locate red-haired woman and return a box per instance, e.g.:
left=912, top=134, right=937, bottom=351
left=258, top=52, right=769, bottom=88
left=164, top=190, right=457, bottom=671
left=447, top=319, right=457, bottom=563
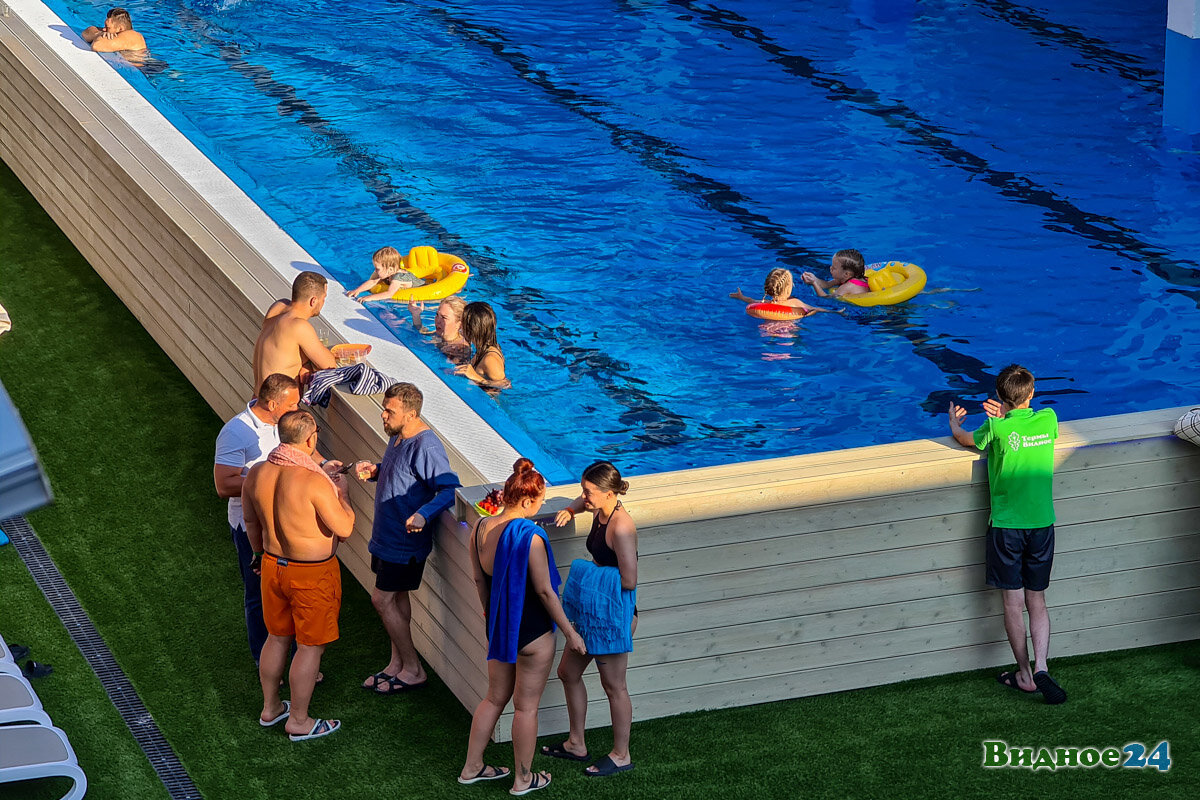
left=458, top=459, right=585, bottom=795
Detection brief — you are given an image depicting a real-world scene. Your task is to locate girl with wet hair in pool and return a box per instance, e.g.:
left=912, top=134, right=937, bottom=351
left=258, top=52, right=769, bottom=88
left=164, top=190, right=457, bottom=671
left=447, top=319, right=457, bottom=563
left=543, top=461, right=639, bottom=777
left=729, top=267, right=830, bottom=317
left=459, top=459, right=586, bottom=795
left=455, top=301, right=510, bottom=388
left=408, top=294, right=471, bottom=364
left=802, top=248, right=870, bottom=298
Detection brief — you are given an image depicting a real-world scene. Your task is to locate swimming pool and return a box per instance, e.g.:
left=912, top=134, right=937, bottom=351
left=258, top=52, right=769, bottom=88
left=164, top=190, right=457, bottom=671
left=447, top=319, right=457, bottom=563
left=44, top=0, right=1200, bottom=480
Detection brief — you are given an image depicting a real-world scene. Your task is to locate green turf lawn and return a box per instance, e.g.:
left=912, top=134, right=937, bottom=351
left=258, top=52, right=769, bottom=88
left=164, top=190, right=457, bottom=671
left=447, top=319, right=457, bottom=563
left=2, top=157, right=1198, bottom=800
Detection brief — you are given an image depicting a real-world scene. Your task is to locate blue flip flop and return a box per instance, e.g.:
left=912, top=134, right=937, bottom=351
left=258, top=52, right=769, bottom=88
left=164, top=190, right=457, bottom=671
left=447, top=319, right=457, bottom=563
left=541, top=742, right=589, bottom=762
left=584, top=755, right=635, bottom=777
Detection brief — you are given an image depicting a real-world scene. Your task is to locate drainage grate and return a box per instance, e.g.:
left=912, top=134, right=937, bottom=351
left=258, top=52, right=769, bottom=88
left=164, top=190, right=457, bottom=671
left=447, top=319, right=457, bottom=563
left=2, top=516, right=203, bottom=800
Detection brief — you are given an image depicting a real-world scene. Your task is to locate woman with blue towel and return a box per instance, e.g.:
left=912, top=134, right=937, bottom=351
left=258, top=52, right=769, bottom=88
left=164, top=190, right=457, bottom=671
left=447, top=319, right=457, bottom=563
left=458, top=459, right=585, bottom=796
left=541, top=461, right=639, bottom=778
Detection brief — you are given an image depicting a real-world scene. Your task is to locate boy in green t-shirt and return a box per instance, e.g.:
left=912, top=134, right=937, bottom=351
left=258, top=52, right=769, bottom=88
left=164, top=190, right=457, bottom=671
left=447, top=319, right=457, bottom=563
left=949, top=365, right=1067, bottom=705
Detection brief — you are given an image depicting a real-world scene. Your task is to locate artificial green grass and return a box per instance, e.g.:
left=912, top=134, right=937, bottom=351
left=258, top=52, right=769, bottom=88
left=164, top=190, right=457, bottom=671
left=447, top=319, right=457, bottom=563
left=0, top=548, right=167, bottom=800
left=2, top=157, right=1199, bottom=799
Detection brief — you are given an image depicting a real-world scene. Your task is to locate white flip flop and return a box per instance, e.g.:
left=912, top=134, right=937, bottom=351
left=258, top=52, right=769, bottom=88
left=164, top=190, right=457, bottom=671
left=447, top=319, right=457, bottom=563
left=289, top=718, right=341, bottom=742
left=258, top=700, right=290, bottom=727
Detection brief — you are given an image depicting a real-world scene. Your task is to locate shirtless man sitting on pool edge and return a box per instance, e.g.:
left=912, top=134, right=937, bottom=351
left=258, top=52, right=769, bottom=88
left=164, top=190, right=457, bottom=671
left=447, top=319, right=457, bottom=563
left=252, top=271, right=338, bottom=396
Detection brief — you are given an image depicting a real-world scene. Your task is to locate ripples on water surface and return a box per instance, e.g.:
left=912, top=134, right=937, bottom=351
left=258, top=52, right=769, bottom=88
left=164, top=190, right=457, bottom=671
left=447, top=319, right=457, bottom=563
left=46, top=0, right=1200, bottom=481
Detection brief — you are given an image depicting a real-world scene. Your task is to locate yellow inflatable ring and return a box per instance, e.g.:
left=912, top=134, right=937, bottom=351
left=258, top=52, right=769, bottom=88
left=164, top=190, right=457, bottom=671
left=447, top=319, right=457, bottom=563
left=840, top=261, right=926, bottom=307
left=371, top=246, right=470, bottom=302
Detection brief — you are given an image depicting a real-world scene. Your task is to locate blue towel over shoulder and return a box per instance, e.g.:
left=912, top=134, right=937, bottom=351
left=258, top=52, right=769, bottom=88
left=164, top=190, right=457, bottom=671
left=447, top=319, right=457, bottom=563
left=561, top=559, right=636, bottom=655
left=488, top=519, right=561, bottom=663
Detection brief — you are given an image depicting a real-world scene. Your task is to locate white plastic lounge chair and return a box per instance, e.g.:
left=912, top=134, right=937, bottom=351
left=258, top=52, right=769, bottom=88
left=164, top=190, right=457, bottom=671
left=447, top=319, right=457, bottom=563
left=0, top=635, right=26, bottom=675
left=0, top=724, right=87, bottom=800
left=0, top=633, right=16, bottom=666
left=0, top=674, right=52, bottom=726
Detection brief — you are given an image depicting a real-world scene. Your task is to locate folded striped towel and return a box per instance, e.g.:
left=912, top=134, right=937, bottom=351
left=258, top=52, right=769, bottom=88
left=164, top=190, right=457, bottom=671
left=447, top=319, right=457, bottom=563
left=302, top=363, right=394, bottom=408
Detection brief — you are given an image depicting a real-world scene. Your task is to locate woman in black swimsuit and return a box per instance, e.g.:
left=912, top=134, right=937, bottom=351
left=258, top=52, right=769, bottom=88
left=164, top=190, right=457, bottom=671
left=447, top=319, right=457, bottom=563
left=542, top=461, right=639, bottom=778
left=458, top=459, right=585, bottom=796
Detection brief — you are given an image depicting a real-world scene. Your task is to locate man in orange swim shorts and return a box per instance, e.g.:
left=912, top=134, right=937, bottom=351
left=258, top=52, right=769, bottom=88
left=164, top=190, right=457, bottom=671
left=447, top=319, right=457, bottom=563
left=243, top=410, right=355, bottom=741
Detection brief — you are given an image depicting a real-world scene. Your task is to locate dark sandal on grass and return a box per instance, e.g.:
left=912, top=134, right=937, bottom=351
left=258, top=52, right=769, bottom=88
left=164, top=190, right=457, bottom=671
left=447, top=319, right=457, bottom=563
left=363, top=671, right=425, bottom=693
left=21, top=660, right=52, bottom=679
left=996, top=671, right=1036, bottom=693
left=377, top=674, right=427, bottom=694
left=541, top=741, right=589, bottom=762
left=1033, top=671, right=1067, bottom=705
left=509, top=772, right=551, bottom=796
left=584, top=755, right=635, bottom=777
left=458, top=765, right=510, bottom=785
left=362, top=671, right=393, bottom=691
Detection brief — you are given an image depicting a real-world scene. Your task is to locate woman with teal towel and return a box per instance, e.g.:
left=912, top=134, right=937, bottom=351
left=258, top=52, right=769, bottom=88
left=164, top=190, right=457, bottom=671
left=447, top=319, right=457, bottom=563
left=458, top=459, right=585, bottom=796
left=542, top=461, right=639, bottom=778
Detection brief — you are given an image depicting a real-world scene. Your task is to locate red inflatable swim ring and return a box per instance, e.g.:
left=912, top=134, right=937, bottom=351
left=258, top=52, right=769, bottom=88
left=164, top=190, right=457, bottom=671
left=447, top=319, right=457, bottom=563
left=746, top=302, right=810, bottom=321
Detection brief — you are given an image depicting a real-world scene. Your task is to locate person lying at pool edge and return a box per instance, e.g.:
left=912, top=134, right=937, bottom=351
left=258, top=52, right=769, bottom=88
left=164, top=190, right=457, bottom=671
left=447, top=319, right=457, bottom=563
left=82, top=7, right=146, bottom=53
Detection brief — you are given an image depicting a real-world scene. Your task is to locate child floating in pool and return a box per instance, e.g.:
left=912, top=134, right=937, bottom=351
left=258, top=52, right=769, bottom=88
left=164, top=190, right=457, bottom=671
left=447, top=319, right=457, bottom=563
left=801, top=249, right=870, bottom=298
left=730, top=268, right=829, bottom=317
left=345, top=246, right=422, bottom=304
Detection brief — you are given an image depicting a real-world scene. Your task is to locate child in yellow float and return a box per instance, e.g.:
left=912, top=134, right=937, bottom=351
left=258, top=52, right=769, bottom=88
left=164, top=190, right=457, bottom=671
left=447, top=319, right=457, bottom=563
left=801, top=249, right=871, bottom=298
left=729, top=268, right=831, bottom=317
left=345, top=246, right=421, bottom=304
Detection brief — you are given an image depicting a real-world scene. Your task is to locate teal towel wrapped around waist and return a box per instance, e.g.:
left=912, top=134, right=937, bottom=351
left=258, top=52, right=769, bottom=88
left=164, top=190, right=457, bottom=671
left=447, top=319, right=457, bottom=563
left=561, top=559, right=635, bottom=655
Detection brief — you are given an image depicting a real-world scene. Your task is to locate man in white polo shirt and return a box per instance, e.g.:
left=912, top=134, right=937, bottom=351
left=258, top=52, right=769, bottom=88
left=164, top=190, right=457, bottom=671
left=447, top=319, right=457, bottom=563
left=213, top=373, right=301, bottom=665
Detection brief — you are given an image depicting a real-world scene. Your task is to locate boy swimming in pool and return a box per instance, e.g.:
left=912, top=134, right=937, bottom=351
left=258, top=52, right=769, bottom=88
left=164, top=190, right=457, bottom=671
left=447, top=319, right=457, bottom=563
left=730, top=268, right=830, bottom=317
left=346, top=246, right=422, bottom=304
left=802, top=249, right=870, bottom=298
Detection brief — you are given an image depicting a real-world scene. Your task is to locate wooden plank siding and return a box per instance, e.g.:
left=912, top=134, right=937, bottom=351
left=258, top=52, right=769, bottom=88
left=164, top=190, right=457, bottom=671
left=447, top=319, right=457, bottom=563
left=0, top=7, right=488, bottom=723
left=3, top=6, right=1199, bottom=748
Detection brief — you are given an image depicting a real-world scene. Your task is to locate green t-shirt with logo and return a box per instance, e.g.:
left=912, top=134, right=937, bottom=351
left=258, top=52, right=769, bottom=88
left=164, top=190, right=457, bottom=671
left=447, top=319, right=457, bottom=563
left=973, top=407, right=1058, bottom=528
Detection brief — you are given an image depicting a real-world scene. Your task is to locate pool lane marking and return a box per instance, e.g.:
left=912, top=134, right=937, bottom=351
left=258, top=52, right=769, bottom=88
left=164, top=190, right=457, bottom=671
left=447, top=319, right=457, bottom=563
left=1, top=516, right=202, bottom=800
left=968, top=0, right=1160, bottom=87
left=414, top=3, right=1033, bottom=401
left=171, top=5, right=693, bottom=449
left=659, top=0, right=1200, bottom=295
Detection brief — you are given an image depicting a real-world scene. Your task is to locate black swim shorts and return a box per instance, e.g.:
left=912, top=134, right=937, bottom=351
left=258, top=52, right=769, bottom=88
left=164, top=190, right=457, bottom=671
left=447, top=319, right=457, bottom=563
left=985, top=525, right=1055, bottom=591
left=371, top=555, right=427, bottom=593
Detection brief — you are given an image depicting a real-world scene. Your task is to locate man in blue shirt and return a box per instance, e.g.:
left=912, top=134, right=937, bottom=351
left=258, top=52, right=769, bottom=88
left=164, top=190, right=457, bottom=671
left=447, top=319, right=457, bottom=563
left=353, top=383, right=460, bottom=693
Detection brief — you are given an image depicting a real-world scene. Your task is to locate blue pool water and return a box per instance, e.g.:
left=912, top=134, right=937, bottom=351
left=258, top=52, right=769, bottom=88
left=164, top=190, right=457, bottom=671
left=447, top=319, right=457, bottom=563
left=44, top=0, right=1200, bottom=481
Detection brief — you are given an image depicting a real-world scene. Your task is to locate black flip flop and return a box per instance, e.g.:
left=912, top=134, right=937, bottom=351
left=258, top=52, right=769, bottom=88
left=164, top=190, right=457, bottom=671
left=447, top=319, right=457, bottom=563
left=541, top=741, right=589, bottom=762
left=996, top=671, right=1036, bottom=694
left=584, top=755, right=635, bottom=777
left=1033, top=671, right=1067, bottom=705
left=8, top=643, right=30, bottom=661
left=22, top=660, right=53, bottom=679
